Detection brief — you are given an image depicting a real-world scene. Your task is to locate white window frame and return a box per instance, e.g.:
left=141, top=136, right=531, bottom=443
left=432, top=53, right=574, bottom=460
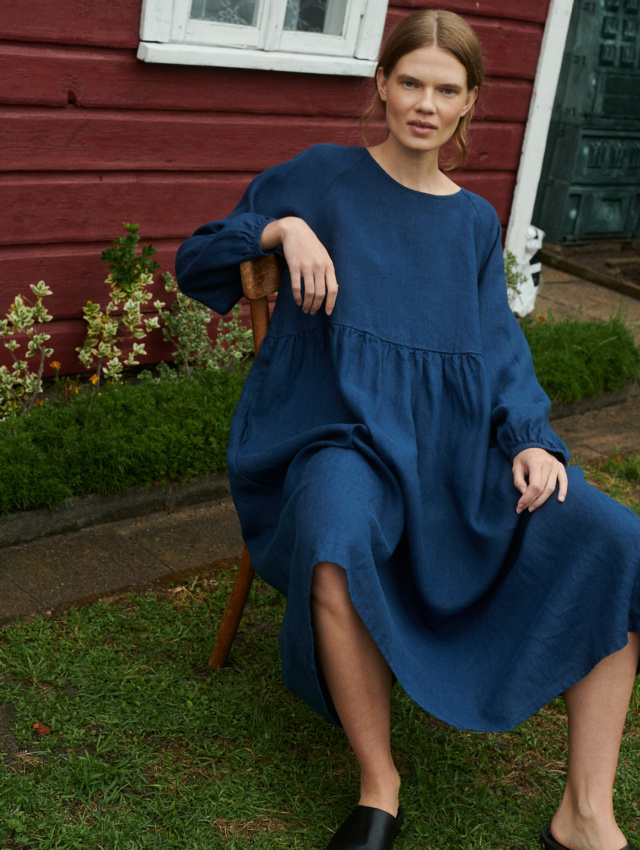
left=138, top=0, right=388, bottom=76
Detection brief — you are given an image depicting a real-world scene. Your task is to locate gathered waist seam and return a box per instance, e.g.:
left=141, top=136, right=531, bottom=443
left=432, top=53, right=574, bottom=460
left=266, top=321, right=483, bottom=358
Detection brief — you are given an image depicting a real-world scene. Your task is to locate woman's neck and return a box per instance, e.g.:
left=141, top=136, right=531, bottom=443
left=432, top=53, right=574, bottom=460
left=367, top=138, right=459, bottom=196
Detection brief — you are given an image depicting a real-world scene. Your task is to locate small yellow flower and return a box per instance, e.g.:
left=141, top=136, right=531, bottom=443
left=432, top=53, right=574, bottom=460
left=50, top=360, right=61, bottom=371
left=90, top=374, right=99, bottom=385
left=538, top=315, right=547, bottom=324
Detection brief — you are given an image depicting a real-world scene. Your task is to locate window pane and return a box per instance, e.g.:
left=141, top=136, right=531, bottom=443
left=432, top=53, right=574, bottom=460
left=190, top=0, right=259, bottom=25
left=284, top=0, right=347, bottom=35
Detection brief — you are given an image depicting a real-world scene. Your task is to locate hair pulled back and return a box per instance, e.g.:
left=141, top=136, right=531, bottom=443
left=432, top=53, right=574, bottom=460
left=361, top=9, right=484, bottom=170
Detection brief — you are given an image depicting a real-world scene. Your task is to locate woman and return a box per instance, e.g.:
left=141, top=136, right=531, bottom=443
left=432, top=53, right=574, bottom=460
left=176, top=10, right=640, bottom=850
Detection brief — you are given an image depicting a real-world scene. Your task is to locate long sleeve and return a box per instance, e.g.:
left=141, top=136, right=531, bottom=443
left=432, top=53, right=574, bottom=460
left=176, top=210, right=275, bottom=315
left=175, top=144, right=342, bottom=316
left=477, top=214, right=570, bottom=464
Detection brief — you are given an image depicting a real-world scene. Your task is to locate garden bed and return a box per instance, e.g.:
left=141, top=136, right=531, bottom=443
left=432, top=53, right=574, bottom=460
left=0, top=367, right=247, bottom=517
left=521, top=313, right=640, bottom=405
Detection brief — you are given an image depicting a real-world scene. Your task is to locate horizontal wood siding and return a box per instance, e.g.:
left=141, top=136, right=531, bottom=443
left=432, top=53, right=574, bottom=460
left=392, top=0, right=550, bottom=24
left=0, top=242, right=183, bottom=319
left=1, top=111, right=525, bottom=173
left=0, top=44, right=532, bottom=120
left=0, top=1, right=142, bottom=48
left=0, top=0, right=548, bottom=375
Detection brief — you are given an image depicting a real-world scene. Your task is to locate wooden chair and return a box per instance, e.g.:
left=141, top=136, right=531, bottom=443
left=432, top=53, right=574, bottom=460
left=208, top=253, right=281, bottom=669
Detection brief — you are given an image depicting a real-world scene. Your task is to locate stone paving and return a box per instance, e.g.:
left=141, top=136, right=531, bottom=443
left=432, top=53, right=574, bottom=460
left=553, top=396, right=640, bottom=463
left=0, top=499, right=243, bottom=626
left=537, top=265, right=640, bottom=342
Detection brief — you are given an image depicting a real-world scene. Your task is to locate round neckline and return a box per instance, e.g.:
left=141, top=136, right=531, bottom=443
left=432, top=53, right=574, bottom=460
left=362, top=147, right=464, bottom=199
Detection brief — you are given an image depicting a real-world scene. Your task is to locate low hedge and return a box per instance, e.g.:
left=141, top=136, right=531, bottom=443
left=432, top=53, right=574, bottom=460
left=0, top=368, right=247, bottom=516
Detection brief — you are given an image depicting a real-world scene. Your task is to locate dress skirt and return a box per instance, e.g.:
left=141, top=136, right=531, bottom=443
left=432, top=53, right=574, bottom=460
left=252, top=445, right=640, bottom=732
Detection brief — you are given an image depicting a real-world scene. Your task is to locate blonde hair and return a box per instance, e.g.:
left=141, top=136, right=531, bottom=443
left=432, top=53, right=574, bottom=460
left=361, top=9, right=484, bottom=170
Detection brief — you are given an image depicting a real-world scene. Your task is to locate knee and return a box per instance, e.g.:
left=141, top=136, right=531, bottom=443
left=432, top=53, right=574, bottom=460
left=311, top=561, right=350, bottom=615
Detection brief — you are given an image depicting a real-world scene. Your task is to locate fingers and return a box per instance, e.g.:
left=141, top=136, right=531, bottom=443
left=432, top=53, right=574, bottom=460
left=557, top=463, right=568, bottom=503
left=290, top=265, right=303, bottom=307
left=513, top=449, right=569, bottom=515
left=302, top=266, right=323, bottom=314
left=298, top=262, right=337, bottom=316
left=324, top=266, right=339, bottom=316
left=512, top=462, right=528, bottom=496
left=279, top=218, right=338, bottom=316
left=294, top=267, right=337, bottom=315
left=516, top=464, right=556, bottom=514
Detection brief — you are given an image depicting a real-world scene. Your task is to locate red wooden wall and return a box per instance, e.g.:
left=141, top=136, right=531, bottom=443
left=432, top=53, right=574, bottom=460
left=0, top=0, right=550, bottom=375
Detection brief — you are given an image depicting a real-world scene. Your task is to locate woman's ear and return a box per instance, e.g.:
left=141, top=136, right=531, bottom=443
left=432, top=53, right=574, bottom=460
left=460, top=85, right=479, bottom=116
left=376, top=67, right=388, bottom=102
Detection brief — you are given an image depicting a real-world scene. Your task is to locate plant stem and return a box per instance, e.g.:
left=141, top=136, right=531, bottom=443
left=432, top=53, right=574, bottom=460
left=25, top=350, right=45, bottom=414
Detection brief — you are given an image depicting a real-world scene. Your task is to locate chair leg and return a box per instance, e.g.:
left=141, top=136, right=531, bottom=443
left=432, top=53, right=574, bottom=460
left=208, top=545, right=255, bottom=669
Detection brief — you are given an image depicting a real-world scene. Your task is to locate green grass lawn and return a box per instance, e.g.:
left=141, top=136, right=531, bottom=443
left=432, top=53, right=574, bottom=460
left=1, top=455, right=639, bottom=849
left=583, top=451, right=640, bottom=517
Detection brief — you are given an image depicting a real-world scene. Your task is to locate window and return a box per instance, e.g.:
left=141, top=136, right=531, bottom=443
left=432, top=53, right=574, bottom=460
left=138, top=0, right=389, bottom=75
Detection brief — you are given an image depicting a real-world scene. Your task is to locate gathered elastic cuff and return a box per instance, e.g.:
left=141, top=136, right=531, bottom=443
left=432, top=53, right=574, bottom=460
left=247, top=215, right=277, bottom=258
left=507, top=439, right=570, bottom=465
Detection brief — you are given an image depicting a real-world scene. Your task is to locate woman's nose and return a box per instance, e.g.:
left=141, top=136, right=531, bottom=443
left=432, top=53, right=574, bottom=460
left=416, top=89, right=436, bottom=112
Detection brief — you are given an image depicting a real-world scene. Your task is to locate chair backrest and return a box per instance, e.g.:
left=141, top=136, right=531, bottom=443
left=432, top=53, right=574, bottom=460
left=239, top=254, right=281, bottom=356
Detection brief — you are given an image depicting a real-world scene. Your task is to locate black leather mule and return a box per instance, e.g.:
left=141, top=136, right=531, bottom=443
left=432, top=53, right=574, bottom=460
left=326, top=805, right=405, bottom=849
left=541, top=822, right=635, bottom=850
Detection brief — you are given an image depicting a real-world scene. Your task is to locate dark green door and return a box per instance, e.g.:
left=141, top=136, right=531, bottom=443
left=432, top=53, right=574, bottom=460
left=534, top=0, right=640, bottom=243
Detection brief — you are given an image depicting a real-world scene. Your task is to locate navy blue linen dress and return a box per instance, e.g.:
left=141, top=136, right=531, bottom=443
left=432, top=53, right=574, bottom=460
left=176, top=144, right=640, bottom=732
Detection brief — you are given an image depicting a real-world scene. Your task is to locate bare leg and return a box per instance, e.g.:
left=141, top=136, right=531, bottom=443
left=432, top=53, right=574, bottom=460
left=311, top=561, right=400, bottom=816
left=550, top=633, right=640, bottom=850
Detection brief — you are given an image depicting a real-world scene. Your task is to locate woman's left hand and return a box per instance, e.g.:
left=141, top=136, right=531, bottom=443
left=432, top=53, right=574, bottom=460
left=513, top=448, right=568, bottom=514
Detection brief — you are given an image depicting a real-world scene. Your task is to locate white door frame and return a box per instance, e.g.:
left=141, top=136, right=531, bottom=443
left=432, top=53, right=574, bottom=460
left=505, top=0, right=575, bottom=264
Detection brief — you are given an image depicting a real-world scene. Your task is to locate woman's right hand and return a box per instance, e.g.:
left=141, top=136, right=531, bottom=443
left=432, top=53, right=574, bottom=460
left=260, top=217, right=338, bottom=316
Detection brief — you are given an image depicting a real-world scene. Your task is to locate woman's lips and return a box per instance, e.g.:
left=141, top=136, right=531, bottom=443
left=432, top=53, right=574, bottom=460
left=408, top=121, right=437, bottom=135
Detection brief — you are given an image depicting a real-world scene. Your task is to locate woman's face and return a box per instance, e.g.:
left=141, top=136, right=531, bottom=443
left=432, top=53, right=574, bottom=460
left=376, top=44, right=478, bottom=156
